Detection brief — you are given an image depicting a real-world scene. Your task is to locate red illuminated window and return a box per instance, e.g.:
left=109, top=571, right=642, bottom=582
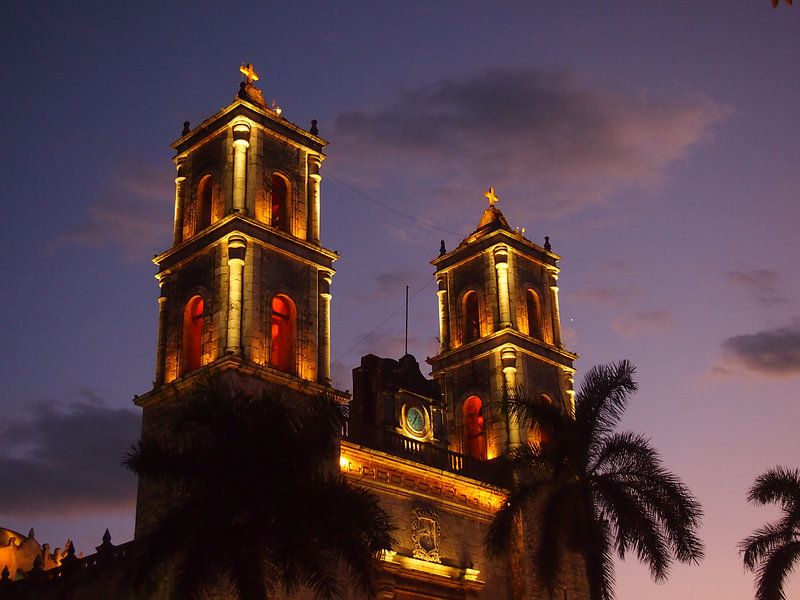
left=182, top=296, right=204, bottom=374
left=270, top=295, right=295, bottom=373
left=463, top=291, right=480, bottom=343
left=526, top=289, right=542, bottom=339
left=196, top=175, right=213, bottom=232
left=463, top=395, right=486, bottom=460
left=271, top=174, right=289, bottom=233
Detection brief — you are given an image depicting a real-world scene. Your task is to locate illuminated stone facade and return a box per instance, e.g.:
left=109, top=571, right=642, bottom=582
left=1, top=72, right=588, bottom=600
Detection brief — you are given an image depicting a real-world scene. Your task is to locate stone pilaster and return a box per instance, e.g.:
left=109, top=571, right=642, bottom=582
left=225, top=236, right=247, bottom=355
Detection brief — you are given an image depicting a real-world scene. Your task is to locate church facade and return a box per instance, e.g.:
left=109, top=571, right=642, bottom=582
left=1, top=68, right=587, bottom=600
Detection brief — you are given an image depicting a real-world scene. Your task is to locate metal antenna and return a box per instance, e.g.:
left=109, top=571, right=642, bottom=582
left=404, top=285, right=409, bottom=356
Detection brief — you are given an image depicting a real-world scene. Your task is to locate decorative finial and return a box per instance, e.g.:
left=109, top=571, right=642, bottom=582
left=28, top=528, right=35, bottom=540
left=310, top=119, right=319, bottom=136
left=270, top=100, right=282, bottom=117
left=484, top=187, right=499, bottom=207
left=544, top=236, right=551, bottom=251
left=439, top=240, right=446, bottom=255
left=239, top=63, right=260, bottom=85
left=182, top=121, right=190, bottom=136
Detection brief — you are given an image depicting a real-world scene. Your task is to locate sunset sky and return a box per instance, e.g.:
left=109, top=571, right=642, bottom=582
left=1, top=2, right=799, bottom=598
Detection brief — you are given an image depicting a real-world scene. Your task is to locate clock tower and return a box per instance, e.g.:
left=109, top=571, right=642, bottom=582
left=428, top=189, right=577, bottom=461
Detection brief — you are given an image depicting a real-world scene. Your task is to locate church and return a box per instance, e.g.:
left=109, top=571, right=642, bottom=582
left=1, top=66, right=587, bottom=599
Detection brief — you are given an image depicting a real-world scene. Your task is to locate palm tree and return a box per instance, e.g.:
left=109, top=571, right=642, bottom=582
left=740, top=466, right=800, bottom=600
left=125, top=379, right=395, bottom=599
left=486, top=360, right=703, bottom=600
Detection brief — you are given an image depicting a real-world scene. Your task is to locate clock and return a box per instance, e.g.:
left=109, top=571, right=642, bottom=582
left=406, top=405, right=426, bottom=435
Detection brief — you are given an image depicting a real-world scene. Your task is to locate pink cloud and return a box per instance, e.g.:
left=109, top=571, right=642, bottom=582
left=612, top=310, right=674, bottom=338
left=332, top=67, right=727, bottom=219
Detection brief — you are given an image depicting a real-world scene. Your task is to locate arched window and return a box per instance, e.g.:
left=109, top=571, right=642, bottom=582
left=270, top=174, right=289, bottom=233
left=196, top=175, right=213, bottom=233
left=463, top=395, right=486, bottom=460
left=528, top=393, right=553, bottom=448
left=463, top=291, right=480, bottom=344
left=526, top=289, right=542, bottom=339
left=270, top=294, right=295, bottom=373
left=182, top=296, right=204, bottom=374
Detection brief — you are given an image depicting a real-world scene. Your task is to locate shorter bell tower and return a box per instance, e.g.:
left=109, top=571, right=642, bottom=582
left=428, top=189, right=577, bottom=461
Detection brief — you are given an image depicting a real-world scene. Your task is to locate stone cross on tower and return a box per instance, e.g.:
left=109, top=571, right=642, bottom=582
left=483, top=187, right=499, bottom=207
left=239, top=63, right=260, bottom=84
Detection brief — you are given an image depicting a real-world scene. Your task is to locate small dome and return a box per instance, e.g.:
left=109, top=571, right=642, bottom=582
left=475, top=205, right=511, bottom=232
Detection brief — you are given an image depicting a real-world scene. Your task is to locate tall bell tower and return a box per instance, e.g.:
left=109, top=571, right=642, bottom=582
left=134, top=66, right=340, bottom=533
left=428, top=189, right=577, bottom=461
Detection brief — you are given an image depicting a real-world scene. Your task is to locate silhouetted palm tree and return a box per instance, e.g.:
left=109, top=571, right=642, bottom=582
left=486, top=360, right=703, bottom=600
left=740, top=466, right=800, bottom=600
left=125, top=380, right=395, bottom=599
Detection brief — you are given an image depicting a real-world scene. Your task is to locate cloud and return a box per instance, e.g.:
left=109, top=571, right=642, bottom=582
left=0, top=396, right=140, bottom=515
left=52, top=161, right=173, bottom=262
left=333, top=67, right=726, bottom=217
left=567, top=286, right=630, bottom=306
left=725, top=269, right=790, bottom=307
left=720, top=319, right=800, bottom=376
left=612, top=310, right=674, bottom=337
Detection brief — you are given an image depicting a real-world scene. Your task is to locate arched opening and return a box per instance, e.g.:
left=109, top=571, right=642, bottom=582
left=528, top=393, right=553, bottom=448
left=463, top=291, right=480, bottom=344
left=182, top=296, right=204, bottom=374
left=270, top=173, right=290, bottom=233
left=463, top=395, right=486, bottom=460
left=270, top=294, right=295, bottom=373
left=196, top=175, right=213, bottom=233
left=526, top=289, right=542, bottom=339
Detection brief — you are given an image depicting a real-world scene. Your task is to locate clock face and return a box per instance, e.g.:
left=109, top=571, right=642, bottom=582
left=406, top=406, right=426, bottom=434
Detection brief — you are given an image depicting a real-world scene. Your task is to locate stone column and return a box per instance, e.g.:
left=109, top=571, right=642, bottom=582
left=501, top=346, right=520, bottom=449
left=232, top=122, right=251, bottom=214
left=225, top=236, right=247, bottom=355
left=307, top=154, right=323, bottom=244
left=494, top=246, right=512, bottom=329
left=436, top=275, right=450, bottom=352
left=548, top=268, right=562, bottom=346
left=318, top=271, right=332, bottom=385
left=172, top=159, right=187, bottom=244
left=564, top=370, right=576, bottom=418
left=154, top=277, right=168, bottom=386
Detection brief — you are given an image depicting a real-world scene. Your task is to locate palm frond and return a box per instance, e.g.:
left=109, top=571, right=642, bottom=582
left=574, top=361, right=637, bottom=449
left=754, top=540, right=800, bottom=600
left=741, top=521, right=795, bottom=571
left=749, top=467, right=800, bottom=510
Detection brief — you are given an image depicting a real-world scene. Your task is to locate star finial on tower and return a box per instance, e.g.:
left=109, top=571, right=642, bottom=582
left=239, top=63, right=260, bottom=85
left=484, top=187, right=499, bottom=207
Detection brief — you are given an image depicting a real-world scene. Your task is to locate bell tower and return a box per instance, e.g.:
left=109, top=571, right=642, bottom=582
left=149, top=64, right=335, bottom=390
left=428, top=188, right=577, bottom=461
left=134, top=66, right=339, bottom=533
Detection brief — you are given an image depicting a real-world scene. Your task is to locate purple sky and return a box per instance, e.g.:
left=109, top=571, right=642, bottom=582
left=2, top=2, right=799, bottom=598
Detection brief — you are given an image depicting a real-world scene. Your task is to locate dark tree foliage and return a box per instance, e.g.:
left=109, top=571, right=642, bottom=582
left=486, top=361, right=704, bottom=600
left=740, top=466, right=800, bottom=600
left=124, top=380, right=395, bottom=599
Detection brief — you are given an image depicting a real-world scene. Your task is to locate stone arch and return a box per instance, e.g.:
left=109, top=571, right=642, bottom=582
left=195, top=174, right=213, bottom=234
left=181, top=295, right=205, bottom=375
left=270, top=293, right=296, bottom=373
left=527, top=393, right=553, bottom=447
left=461, top=289, right=482, bottom=345
left=462, top=395, right=486, bottom=460
left=526, top=288, right=542, bottom=339
left=269, top=172, right=291, bottom=234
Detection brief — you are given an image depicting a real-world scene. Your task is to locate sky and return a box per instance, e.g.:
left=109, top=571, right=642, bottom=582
left=1, top=1, right=799, bottom=598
